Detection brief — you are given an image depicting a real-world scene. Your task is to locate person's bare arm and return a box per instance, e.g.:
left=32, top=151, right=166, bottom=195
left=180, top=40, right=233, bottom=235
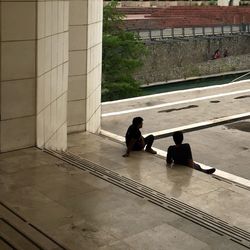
left=166, top=146, right=173, bottom=167
left=123, top=138, right=137, bottom=157
left=166, top=157, right=172, bottom=167
left=166, top=162, right=172, bottom=167
left=187, top=159, right=195, bottom=168
left=139, top=136, right=145, bottom=148
left=186, top=144, right=194, bottom=168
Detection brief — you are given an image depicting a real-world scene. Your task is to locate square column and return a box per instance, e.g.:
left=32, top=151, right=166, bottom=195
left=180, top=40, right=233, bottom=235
left=36, top=0, right=69, bottom=150
left=68, top=0, right=102, bottom=133
left=0, top=0, right=69, bottom=152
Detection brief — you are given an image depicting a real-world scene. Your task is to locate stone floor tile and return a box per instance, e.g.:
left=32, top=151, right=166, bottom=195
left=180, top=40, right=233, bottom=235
left=82, top=201, right=180, bottom=239
left=68, top=132, right=250, bottom=232
left=51, top=222, right=118, bottom=250
left=0, top=148, right=59, bottom=174
left=185, top=187, right=250, bottom=231
left=98, top=240, right=135, bottom=250
left=123, top=223, right=209, bottom=250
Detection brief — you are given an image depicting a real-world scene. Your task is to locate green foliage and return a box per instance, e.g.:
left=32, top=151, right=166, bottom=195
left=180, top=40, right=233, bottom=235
left=102, top=82, right=141, bottom=102
left=189, top=66, right=201, bottom=76
left=209, top=0, right=217, bottom=5
left=103, top=33, right=146, bottom=83
left=240, top=1, right=250, bottom=5
left=103, top=0, right=124, bottom=35
left=102, top=0, right=146, bottom=101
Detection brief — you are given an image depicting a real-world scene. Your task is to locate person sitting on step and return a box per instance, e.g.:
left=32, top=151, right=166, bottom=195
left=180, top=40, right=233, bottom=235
left=166, top=131, right=216, bottom=174
left=123, top=117, right=157, bottom=157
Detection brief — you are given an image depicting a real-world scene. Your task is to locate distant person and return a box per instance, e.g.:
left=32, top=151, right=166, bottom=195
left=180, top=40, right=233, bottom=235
left=223, top=49, right=228, bottom=57
left=212, top=49, right=221, bottom=60
left=123, top=117, right=157, bottom=157
left=166, top=131, right=216, bottom=174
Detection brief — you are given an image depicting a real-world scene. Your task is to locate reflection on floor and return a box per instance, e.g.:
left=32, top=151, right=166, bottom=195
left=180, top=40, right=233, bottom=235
left=1, top=132, right=249, bottom=249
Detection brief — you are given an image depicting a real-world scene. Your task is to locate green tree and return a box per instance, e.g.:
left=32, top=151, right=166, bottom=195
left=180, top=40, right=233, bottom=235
left=102, top=0, right=146, bottom=101
left=103, top=0, right=124, bottom=34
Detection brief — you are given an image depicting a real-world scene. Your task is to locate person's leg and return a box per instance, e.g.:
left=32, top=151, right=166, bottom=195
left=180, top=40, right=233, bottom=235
left=205, top=168, right=216, bottom=174
left=144, top=135, right=157, bottom=154
left=144, top=135, right=154, bottom=149
left=194, top=163, right=215, bottom=174
left=132, top=141, right=144, bottom=151
left=193, top=163, right=202, bottom=171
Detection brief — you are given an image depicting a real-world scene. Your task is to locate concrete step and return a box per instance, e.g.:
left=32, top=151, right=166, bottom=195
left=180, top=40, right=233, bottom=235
left=0, top=202, right=66, bottom=250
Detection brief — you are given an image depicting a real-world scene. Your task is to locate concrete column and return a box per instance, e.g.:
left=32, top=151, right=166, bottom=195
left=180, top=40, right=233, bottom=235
left=36, top=0, right=69, bottom=150
left=68, top=0, right=102, bottom=133
left=0, top=0, right=69, bottom=152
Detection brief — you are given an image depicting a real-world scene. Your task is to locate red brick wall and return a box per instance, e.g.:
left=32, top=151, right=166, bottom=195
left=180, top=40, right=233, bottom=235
left=120, top=7, right=250, bottom=29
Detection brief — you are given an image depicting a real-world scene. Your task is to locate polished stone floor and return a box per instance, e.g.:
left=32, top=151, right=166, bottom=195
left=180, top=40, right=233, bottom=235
left=1, top=132, right=249, bottom=249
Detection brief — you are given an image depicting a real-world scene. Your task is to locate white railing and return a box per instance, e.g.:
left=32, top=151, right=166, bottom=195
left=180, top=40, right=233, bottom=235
left=231, top=71, right=250, bottom=82
left=131, top=24, right=250, bottom=40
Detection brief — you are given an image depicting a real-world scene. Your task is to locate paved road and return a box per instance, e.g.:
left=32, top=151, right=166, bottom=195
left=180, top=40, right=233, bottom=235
left=102, top=80, right=250, bottom=136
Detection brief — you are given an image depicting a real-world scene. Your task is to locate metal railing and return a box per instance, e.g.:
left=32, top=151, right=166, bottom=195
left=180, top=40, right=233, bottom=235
left=131, top=23, right=250, bottom=40
left=231, top=71, right=250, bottom=82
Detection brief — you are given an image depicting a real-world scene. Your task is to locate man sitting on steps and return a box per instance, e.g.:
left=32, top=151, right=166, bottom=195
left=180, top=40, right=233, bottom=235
left=123, top=117, right=157, bottom=157
left=166, top=131, right=216, bottom=174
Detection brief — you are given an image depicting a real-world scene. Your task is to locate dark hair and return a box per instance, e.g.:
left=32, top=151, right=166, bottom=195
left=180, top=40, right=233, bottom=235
left=173, top=131, right=183, bottom=144
left=132, top=117, right=143, bottom=126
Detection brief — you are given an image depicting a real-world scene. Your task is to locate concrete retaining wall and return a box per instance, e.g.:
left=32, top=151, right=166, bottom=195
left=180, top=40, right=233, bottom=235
left=135, top=35, right=250, bottom=84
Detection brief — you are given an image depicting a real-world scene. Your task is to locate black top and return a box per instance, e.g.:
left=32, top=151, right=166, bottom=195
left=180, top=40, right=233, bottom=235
left=125, top=124, right=141, bottom=145
left=167, top=143, right=193, bottom=166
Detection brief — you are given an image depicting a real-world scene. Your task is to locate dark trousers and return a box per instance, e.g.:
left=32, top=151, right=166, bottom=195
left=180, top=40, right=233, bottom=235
left=193, top=163, right=202, bottom=171
left=194, top=163, right=214, bottom=174
left=132, top=135, right=154, bottom=151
